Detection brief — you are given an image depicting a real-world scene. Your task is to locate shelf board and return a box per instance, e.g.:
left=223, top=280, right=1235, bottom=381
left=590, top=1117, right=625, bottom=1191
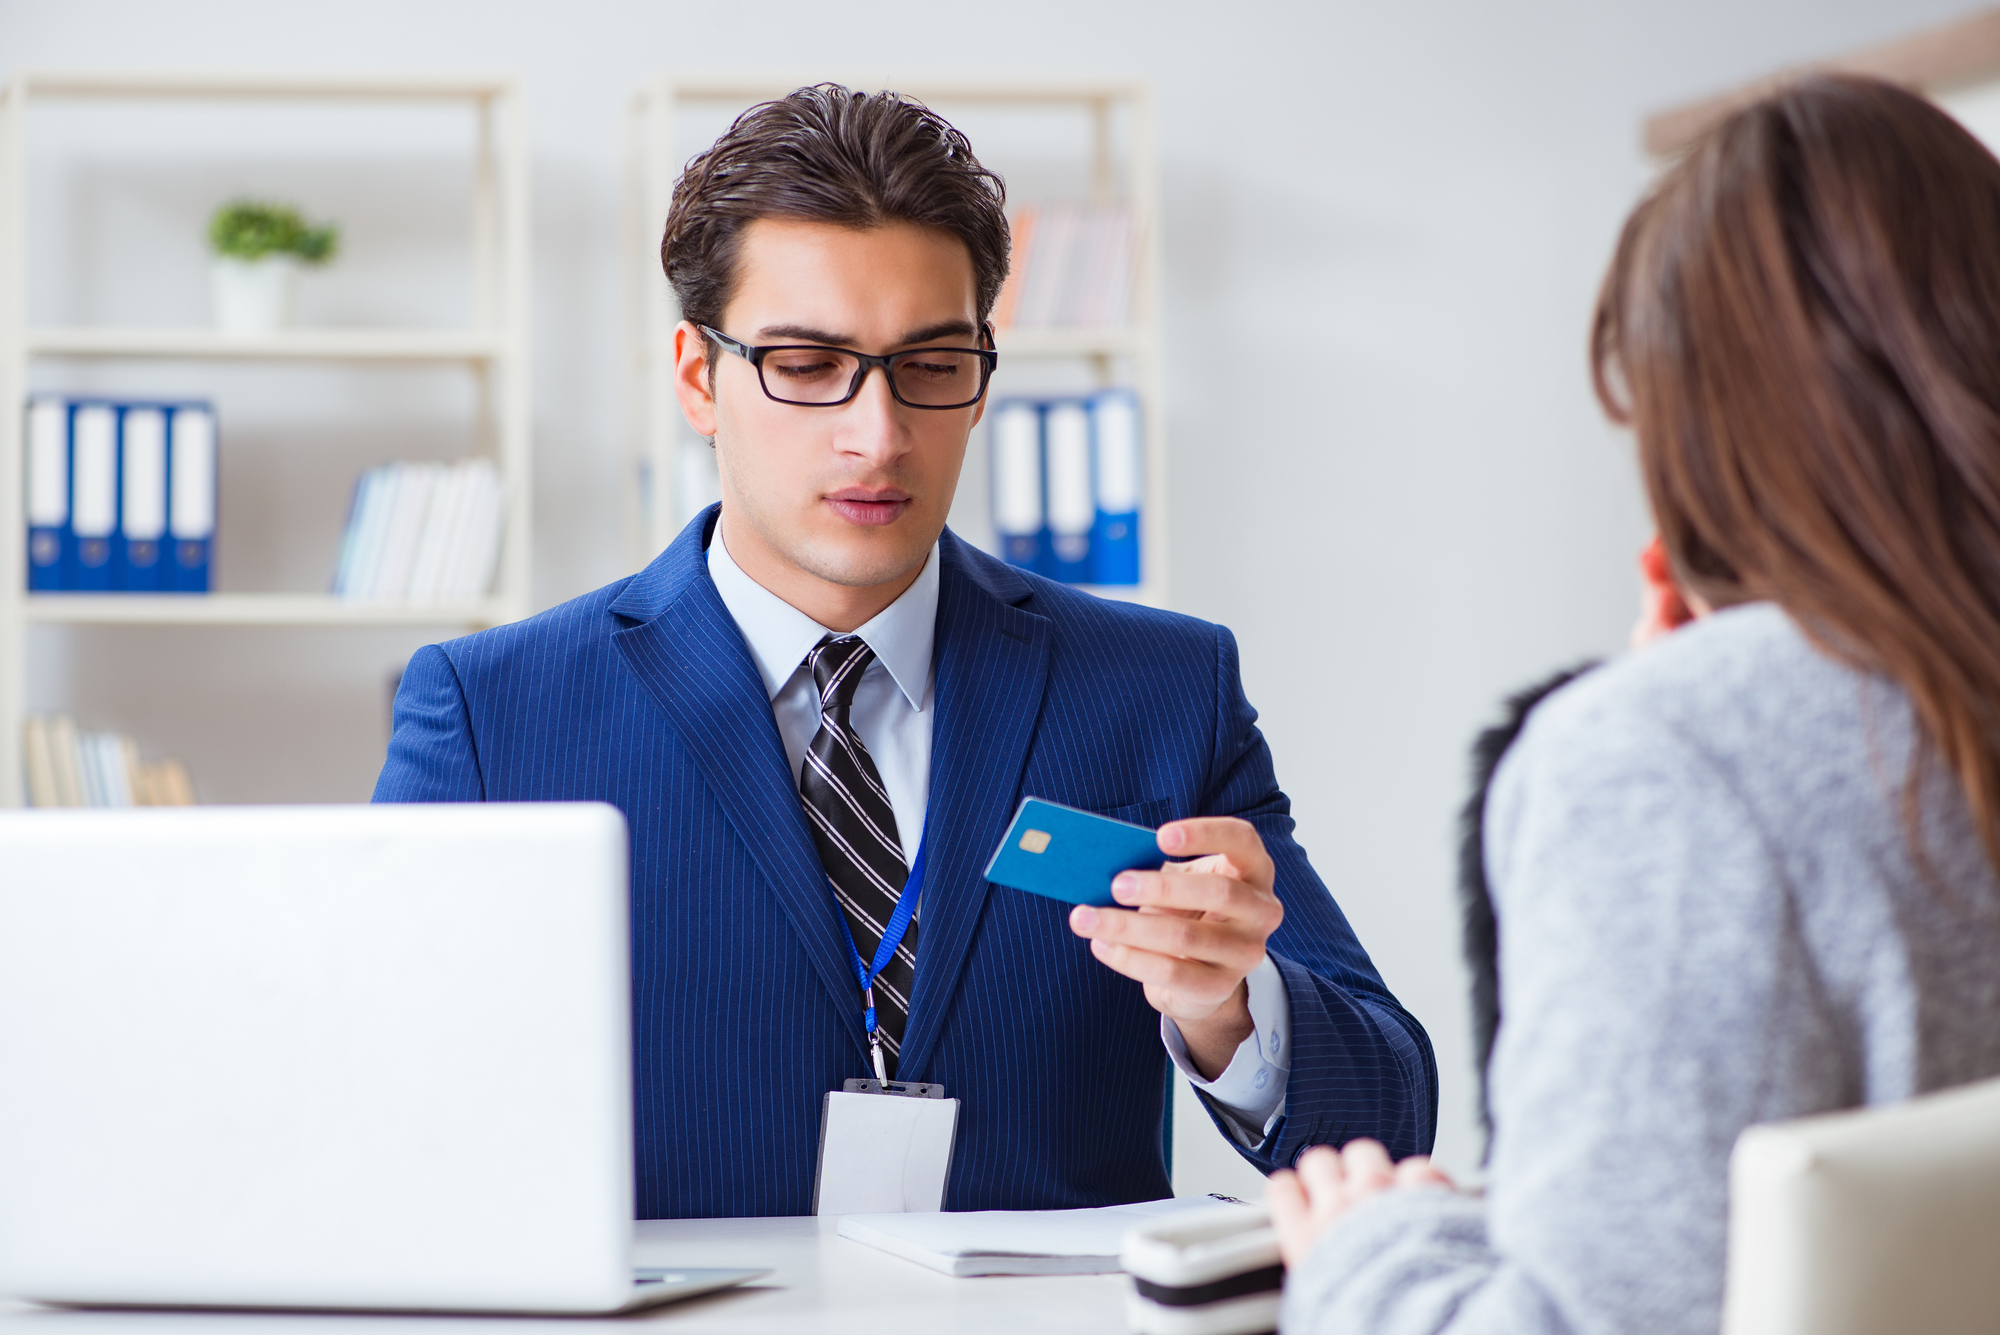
left=994, top=327, right=1145, bottom=358
left=15, top=71, right=513, bottom=101
left=27, top=328, right=505, bottom=363
left=24, top=594, right=515, bottom=628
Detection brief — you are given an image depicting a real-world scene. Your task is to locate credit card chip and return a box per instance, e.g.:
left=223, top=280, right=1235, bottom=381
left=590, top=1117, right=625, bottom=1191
left=1019, top=829, right=1053, bottom=854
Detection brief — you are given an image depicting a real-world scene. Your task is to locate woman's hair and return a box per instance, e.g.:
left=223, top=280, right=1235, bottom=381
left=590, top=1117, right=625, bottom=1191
left=1592, top=75, right=2000, bottom=872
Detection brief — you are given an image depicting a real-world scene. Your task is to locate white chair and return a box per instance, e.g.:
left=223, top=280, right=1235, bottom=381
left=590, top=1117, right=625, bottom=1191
left=1723, top=1073, right=2000, bottom=1335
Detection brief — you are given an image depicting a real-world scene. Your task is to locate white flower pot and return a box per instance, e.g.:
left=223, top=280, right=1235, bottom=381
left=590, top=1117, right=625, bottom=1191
left=210, top=255, right=299, bottom=335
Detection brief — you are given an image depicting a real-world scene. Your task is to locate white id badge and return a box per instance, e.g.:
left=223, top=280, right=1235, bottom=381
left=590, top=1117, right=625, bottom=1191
left=812, top=1078, right=960, bottom=1216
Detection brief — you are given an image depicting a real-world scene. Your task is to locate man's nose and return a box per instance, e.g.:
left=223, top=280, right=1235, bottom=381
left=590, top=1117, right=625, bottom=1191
left=834, top=363, right=909, bottom=463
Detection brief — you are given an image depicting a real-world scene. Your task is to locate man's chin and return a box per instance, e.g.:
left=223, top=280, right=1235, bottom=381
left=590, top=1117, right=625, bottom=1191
left=791, top=530, right=935, bottom=592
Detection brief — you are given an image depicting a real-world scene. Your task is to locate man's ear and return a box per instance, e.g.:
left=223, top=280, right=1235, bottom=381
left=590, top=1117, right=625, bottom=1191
left=673, top=320, right=718, bottom=438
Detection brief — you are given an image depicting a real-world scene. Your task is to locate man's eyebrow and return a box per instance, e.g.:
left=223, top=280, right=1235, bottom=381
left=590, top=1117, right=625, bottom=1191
left=756, top=323, right=851, bottom=345
left=752, top=319, right=980, bottom=349
left=898, top=319, right=980, bottom=346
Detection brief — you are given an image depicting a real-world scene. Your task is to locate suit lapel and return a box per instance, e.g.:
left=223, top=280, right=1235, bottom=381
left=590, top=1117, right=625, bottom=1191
left=898, top=534, right=1051, bottom=1079
left=610, top=510, right=866, bottom=1047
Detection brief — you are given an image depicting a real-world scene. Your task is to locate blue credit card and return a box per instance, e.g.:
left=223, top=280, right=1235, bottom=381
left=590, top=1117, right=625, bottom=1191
left=982, top=797, right=1167, bottom=907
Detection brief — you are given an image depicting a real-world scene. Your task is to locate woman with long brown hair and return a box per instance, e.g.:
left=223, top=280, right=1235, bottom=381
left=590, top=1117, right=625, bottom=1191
left=1270, top=75, right=2000, bottom=1335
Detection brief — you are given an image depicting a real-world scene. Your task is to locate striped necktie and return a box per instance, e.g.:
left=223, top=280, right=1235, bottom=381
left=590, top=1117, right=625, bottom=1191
left=799, top=633, right=915, bottom=1077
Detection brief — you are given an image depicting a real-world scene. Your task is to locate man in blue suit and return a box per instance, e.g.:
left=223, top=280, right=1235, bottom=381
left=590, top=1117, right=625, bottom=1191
left=376, top=84, right=1435, bottom=1217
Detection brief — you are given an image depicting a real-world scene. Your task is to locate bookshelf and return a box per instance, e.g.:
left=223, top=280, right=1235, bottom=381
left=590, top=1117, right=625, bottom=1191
left=622, top=76, right=1169, bottom=608
left=0, top=71, right=533, bottom=808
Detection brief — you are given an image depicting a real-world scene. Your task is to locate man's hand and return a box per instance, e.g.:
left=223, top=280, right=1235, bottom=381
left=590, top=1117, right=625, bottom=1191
left=1267, top=1140, right=1454, bottom=1269
left=1067, top=817, right=1283, bottom=1079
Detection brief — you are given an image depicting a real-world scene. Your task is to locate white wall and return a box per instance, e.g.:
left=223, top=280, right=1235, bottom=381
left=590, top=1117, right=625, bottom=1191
left=5, top=0, right=1985, bottom=1196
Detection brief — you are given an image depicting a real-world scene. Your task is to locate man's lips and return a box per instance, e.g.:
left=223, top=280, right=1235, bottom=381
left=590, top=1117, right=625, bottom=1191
left=825, top=491, right=911, bottom=527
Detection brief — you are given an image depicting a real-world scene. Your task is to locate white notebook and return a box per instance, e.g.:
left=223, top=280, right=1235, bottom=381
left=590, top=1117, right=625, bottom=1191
left=836, top=1195, right=1253, bottom=1277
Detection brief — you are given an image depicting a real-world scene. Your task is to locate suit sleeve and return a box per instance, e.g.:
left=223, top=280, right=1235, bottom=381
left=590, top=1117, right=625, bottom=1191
left=372, top=643, right=486, bottom=803
left=1196, top=625, right=1439, bottom=1169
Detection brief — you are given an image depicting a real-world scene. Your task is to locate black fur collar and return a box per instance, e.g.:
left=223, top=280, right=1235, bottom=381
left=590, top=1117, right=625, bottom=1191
left=1457, top=663, right=1599, bottom=1160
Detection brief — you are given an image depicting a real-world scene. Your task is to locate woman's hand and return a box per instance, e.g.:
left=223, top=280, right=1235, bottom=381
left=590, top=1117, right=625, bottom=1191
left=1267, top=1139, right=1455, bottom=1269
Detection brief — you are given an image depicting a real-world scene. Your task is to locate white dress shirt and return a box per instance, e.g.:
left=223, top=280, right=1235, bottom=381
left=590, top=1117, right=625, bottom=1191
left=706, top=529, right=1291, bottom=1143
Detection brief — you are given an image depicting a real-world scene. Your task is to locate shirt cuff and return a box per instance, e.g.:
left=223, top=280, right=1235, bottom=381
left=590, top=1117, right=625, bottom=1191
left=1161, top=953, right=1292, bottom=1148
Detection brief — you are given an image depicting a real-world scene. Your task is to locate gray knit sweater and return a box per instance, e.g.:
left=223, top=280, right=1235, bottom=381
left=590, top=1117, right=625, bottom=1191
left=1282, top=602, right=2000, bottom=1335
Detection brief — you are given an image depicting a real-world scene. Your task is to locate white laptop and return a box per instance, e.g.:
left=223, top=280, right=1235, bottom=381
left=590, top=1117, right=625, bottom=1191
left=0, top=802, right=767, bottom=1315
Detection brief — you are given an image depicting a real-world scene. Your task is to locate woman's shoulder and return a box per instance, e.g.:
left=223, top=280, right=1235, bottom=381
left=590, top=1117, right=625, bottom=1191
left=1487, top=601, right=1914, bottom=901
left=1521, top=602, right=1879, bottom=776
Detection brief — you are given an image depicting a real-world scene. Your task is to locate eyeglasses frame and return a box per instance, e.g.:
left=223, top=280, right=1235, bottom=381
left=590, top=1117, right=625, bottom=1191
left=698, top=324, right=1000, bottom=410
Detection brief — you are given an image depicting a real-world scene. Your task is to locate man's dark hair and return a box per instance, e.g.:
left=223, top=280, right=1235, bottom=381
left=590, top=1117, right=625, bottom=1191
left=660, top=84, right=1010, bottom=337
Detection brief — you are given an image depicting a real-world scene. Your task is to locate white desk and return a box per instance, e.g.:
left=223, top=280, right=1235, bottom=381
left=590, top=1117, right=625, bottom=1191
left=0, top=1217, right=1131, bottom=1333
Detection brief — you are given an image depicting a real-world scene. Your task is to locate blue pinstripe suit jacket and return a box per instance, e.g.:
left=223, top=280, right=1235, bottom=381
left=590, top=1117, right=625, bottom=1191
left=374, top=506, right=1437, bottom=1217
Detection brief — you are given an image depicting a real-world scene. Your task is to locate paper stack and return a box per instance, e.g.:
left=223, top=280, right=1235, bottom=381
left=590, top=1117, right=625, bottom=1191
left=22, top=715, right=197, bottom=808
left=835, top=1196, right=1251, bottom=1277
left=331, top=459, right=504, bottom=603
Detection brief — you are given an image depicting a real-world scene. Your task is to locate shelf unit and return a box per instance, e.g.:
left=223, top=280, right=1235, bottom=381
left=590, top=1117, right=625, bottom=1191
left=0, top=71, right=532, bottom=808
left=622, top=76, right=1168, bottom=607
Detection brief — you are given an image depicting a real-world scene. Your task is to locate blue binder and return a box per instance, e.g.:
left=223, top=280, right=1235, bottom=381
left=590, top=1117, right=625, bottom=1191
left=990, top=400, right=1047, bottom=575
left=116, top=405, right=169, bottom=593
left=1088, top=389, right=1142, bottom=586
left=24, top=398, right=69, bottom=592
left=167, top=404, right=216, bottom=594
left=67, top=403, right=120, bottom=593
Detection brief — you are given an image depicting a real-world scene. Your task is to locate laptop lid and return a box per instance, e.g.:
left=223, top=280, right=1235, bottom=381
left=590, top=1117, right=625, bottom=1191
left=0, top=802, right=635, bottom=1314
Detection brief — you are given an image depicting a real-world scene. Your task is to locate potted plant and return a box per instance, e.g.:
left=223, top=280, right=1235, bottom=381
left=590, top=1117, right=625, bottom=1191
left=207, top=199, right=339, bottom=335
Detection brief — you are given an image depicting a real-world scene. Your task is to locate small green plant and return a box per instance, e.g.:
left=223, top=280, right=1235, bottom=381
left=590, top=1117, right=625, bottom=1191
left=207, top=199, right=340, bottom=265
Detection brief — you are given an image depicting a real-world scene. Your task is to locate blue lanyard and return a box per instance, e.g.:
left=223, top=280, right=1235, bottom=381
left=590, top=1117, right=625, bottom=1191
left=834, top=839, right=925, bottom=1083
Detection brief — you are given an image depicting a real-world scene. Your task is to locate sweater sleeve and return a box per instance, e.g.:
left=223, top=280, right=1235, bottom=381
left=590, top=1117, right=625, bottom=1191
left=1282, top=684, right=1820, bottom=1335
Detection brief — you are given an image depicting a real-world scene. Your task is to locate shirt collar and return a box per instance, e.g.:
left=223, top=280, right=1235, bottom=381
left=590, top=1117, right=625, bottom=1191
left=707, top=526, right=938, bottom=712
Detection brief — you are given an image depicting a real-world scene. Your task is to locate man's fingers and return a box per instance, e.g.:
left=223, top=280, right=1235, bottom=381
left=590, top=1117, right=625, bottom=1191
left=1071, top=903, right=1267, bottom=975
left=1157, top=817, right=1275, bottom=885
left=1111, top=871, right=1284, bottom=943
left=1084, top=936, right=1242, bottom=996
left=1112, top=868, right=1268, bottom=919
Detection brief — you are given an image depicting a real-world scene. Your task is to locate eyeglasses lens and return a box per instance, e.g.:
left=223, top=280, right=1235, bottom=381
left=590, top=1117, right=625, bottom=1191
left=889, top=350, right=989, bottom=408
left=760, top=348, right=863, bottom=404
left=757, top=347, right=988, bottom=408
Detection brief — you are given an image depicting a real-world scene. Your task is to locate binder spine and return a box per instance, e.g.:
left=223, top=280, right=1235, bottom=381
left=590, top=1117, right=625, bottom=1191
left=25, top=397, right=69, bottom=592
left=990, top=400, right=1047, bottom=575
left=1088, top=390, right=1142, bottom=586
left=1043, top=401, right=1094, bottom=585
left=168, top=404, right=217, bottom=594
left=116, top=405, right=169, bottom=593
left=68, top=403, right=120, bottom=593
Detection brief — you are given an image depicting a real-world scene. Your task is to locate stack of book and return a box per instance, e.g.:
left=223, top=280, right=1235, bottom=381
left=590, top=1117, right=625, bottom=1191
left=23, top=715, right=197, bottom=807
left=989, top=389, right=1142, bottom=586
left=990, top=205, right=1138, bottom=331
left=331, top=459, right=505, bottom=602
left=24, top=396, right=217, bottom=593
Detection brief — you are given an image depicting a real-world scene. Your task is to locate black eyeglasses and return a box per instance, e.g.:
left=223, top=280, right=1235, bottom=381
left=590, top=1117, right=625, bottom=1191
left=701, top=325, right=998, bottom=410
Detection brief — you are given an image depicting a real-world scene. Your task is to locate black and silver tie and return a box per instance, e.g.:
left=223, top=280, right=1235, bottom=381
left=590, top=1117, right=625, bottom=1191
left=799, top=634, right=916, bottom=1078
